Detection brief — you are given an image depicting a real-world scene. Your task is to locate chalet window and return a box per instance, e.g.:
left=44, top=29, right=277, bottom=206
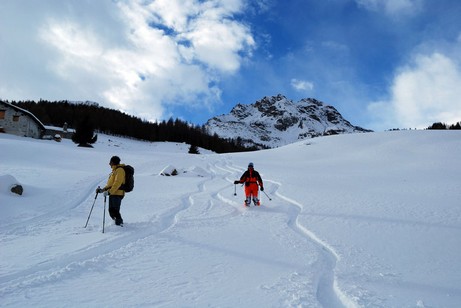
left=13, top=115, right=20, bottom=122
left=0, top=110, right=5, bottom=119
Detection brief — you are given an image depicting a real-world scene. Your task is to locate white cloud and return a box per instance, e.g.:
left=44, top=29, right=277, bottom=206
left=147, top=0, right=255, bottom=72
left=0, top=0, right=255, bottom=122
left=368, top=52, right=461, bottom=130
left=291, top=79, right=314, bottom=92
left=356, top=0, right=423, bottom=16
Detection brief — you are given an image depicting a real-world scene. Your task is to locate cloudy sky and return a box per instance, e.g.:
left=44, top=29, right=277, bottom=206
left=1, top=0, right=460, bottom=131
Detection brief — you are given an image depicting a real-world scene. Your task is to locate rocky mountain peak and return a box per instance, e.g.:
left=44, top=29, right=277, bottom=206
left=205, top=94, right=372, bottom=149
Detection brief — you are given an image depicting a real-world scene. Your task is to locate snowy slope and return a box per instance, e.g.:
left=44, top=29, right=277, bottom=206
left=0, top=131, right=460, bottom=307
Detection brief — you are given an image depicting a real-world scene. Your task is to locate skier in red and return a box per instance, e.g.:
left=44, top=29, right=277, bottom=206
left=234, top=162, right=264, bottom=206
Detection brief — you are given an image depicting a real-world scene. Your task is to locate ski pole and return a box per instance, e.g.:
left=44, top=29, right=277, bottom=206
left=84, top=188, right=99, bottom=228
left=102, top=195, right=107, bottom=233
left=262, top=189, right=272, bottom=201
left=233, top=184, right=237, bottom=196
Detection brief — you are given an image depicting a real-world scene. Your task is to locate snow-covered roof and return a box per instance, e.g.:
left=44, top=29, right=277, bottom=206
left=0, top=101, right=46, bottom=130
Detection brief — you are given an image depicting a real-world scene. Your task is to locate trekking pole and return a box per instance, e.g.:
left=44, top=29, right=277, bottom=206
left=84, top=188, right=99, bottom=228
left=262, top=190, right=272, bottom=201
left=102, top=195, right=107, bottom=234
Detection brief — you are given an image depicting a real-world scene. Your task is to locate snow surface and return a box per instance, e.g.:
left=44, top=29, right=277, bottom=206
left=1, top=131, right=460, bottom=307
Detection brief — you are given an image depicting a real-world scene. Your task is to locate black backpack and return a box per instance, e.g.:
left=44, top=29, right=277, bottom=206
left=118, top=165, right=134, bottom=192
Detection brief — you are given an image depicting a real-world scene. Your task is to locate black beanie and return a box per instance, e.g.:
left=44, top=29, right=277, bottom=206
left=110, top=156, right=121, bottom=165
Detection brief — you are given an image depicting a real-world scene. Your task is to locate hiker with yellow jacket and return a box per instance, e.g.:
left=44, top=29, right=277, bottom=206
left=96, top=155, right=126, bottom=226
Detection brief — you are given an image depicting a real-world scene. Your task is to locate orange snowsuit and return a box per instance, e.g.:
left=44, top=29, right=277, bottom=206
left=238, top=168, right=263, bottom=206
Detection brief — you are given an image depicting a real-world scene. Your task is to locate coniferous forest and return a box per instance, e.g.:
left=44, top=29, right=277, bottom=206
left=427, top=122, right=461, bottom=130
left=7, top=100, right=257, bottom=153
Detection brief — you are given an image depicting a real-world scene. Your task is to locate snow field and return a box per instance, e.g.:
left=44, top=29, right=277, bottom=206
left=1, top=130, right=460, bottom=307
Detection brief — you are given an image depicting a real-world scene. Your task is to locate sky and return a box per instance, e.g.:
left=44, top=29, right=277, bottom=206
left=1, top=0, right=461, bottom=131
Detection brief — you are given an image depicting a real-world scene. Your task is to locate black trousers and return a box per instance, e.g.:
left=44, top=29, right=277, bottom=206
left=108, top=195, right=124, bottom=225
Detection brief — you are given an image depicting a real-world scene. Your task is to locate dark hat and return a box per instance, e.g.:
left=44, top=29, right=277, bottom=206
left=110, top=156, right=121, bottom=165
left=248, top=162, right=254, bottom=168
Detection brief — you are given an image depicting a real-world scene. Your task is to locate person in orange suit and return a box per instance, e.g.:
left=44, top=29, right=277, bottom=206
left=234, top=162, right=264, bottom=206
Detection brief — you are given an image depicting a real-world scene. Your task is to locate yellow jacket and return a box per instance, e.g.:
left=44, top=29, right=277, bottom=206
left=104, top=164, right=126, bottom=196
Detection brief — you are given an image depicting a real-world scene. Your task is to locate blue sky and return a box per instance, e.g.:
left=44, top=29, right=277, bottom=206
left=1, top=0, right=461, bottom=131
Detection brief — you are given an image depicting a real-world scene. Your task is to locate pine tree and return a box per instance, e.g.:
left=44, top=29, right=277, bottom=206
left=188, top=144, right=200, bottom=154
left=427, top=122, right=447, bottom=130
left=72, top=116, right=97, bottom=147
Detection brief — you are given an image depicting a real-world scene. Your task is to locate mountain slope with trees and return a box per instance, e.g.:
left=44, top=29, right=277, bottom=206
left=6, top=100, right=255, bottom=153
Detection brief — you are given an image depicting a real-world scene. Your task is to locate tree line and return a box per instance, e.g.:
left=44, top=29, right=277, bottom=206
left=427, top=122, right=461, bottom=130
left=7, top=99, right=259, bottom=153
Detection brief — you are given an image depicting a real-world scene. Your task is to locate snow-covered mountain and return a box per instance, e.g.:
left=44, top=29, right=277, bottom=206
left=205, top=94, right=372, bottom=148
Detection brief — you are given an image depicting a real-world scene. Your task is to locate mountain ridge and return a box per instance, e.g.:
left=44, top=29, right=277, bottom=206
left=205, top=94, right=372, bottom=148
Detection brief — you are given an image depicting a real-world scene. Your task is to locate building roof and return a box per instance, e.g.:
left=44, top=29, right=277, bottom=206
left=0, top=101, right=46, bottom=130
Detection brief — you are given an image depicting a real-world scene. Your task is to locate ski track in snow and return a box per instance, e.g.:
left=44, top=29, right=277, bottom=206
left=0, top=156, right=356, bottom=307
left=0, top=173, right=198, bottom=299
left=210, top=160, right=355, bottom=307
left=271, top=184, right=352, bottom=308
left=260, top=187, right=347, bottom=306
